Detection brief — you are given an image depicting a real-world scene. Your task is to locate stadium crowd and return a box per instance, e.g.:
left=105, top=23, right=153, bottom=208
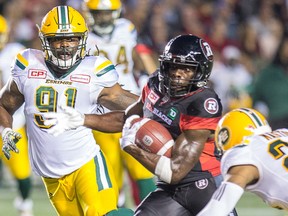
left=1, top=0, right=288, bottom=118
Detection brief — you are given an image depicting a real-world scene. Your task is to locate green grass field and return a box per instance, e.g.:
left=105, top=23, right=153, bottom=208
left=0, top=174, right=287, bottom=216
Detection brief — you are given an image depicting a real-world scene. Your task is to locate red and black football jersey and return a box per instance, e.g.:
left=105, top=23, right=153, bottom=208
left=141, top=72, right=222, bottom=185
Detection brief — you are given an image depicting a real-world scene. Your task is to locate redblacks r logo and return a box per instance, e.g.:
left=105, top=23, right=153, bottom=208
left=28, top=69, right=47, bottom=79
left=204, top=98, right=219, bottom=114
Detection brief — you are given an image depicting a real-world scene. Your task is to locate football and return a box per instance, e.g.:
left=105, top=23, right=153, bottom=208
left=131, top=117, right=174, bottom=158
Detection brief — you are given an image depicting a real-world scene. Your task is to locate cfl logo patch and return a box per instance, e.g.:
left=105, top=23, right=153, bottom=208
left=195, top=178, right=208, bottom=189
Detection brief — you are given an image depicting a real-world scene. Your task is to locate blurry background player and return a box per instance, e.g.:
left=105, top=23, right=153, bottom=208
left=209, top=45, right=253, bottom=114
left=0, top=15, right=33, bottom=216
left=82, top=0, right=156, bottom=207
left=249, top=32, right=288, bottom=130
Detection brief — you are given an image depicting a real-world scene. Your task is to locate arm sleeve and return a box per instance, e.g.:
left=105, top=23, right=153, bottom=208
left=197, top=181, right=244, bottom=216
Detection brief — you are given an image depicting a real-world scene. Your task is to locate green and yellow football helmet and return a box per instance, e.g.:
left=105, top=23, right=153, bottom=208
left=83, top=0, right=122, bottom=35
left=38, top=6, right=88, bottom=71
left=216, top=108, right=272, bottom=151
left=0, top=15, right=8, bottom=50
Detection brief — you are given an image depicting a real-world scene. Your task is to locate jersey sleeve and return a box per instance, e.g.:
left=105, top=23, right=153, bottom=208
left=180, top=88, right=222, bottom=131
left=11, top=49, right=30, bottom=94
left=221, top=145, right=256, bottom=176
left=92, top=56, right=119, bottom=87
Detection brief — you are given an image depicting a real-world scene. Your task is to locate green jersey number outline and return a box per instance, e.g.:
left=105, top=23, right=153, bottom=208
left=34, top=86, right=77, bottom=128
left=268, top=139, right=288, bottom=171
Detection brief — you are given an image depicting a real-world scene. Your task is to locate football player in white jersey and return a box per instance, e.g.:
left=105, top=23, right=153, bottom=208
left=197, top=108, right=288, bottom=215
left=0, top=14, right=34, bottom=216
left=82, top=0, right=156, bottom=207
left=0, top=6, right=136, bottom=216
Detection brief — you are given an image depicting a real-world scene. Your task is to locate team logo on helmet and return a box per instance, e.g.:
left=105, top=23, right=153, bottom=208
left=182, top=51, right=201, bottom=62
left=200, top=39, right=213, bottom=61
left=218, top=128, right=230, bottom=147
left=204, top=98, right=219, bottom=114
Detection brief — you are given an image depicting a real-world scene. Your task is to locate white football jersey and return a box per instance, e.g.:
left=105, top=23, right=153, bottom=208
left=0, top=42, right=26, bottom=129
left=221, top=129, right=288, bottom=210
left=86, top=18, right=140, bottom=95
left=12, top=48, right=119, bottom=178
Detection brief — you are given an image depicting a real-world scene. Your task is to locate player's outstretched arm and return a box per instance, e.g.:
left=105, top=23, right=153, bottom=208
left=42, top=83, right=139, bottom=136
left=43, top=106, right=126, bottom=136
left=0, top=79, right=24, bottom=159
left=197, top=181, right=244, bottom=216
left=98, top=83, right=139, bottom=111
left=84, top=111, right=125, bottom=132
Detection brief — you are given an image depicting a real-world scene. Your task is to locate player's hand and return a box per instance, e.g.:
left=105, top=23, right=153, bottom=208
left=42, top=105, right=85, bottom=137
left=1, top=128, right=22, bottom=160
left=120, top=115, right=141, bottom=150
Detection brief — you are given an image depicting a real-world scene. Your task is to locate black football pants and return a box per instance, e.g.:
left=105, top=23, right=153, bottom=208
left=134, top=177, right=217, bottom=216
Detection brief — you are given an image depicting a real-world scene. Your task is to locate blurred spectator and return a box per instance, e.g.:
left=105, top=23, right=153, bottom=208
left=249, top=32, right=288, bottom=130
left=238, top=22, right=264, bottom=76
left=3, top=0, right=61, bottom=49
left=204, top=17, right=239, bottom=55
left=247, top=0, right=283, bottom=61
left=178, top=1, right=206, bottom=38
left=210, top=45, right=252, bottom=114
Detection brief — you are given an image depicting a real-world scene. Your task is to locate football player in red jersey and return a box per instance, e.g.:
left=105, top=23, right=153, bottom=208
left=120, top=34, right=228, bottom=215
left=42, top=34, right=238, bottom=216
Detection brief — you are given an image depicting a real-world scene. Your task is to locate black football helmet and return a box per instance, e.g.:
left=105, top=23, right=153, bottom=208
left=159, top=34, right=214, bottom=97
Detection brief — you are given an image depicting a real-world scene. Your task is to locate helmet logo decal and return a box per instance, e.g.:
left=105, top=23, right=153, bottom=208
left=218, top=128, right=229, bottom=147
left=245, top=124, right=256, bottom=132
left=180, top=51, right=201, bottom=62
left=200, top=40, right=213, bottom=60
left=204, top=98, right=219, bottom=114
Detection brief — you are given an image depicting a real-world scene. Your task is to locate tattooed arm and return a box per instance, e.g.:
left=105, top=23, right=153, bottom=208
left=98, top=83, right=139, bottom=110
left=81, top=83, right=140, bottom=132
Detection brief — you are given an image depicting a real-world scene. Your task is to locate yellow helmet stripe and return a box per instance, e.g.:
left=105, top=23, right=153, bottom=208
left=239, top=108, right=265, bottom=127
left=16, top=53, right=28, bottom=70
left=57, top=6, right=69, bottom=30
